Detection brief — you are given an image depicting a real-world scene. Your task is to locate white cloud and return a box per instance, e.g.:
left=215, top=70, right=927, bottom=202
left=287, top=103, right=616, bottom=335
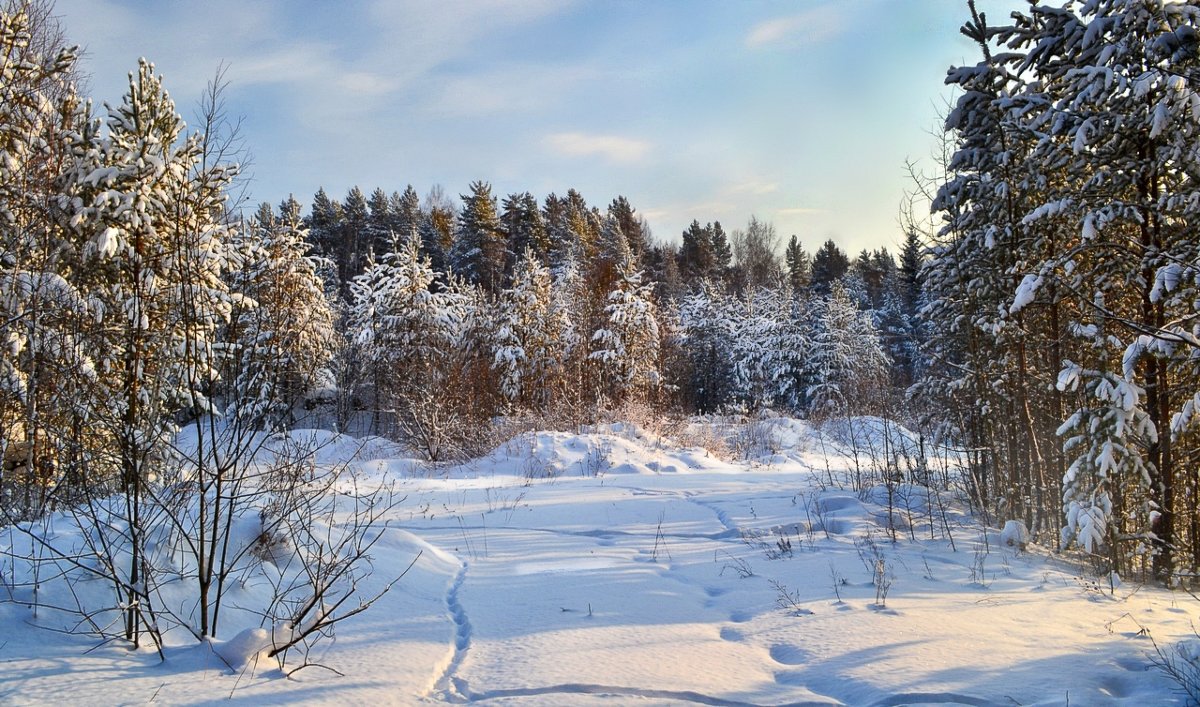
left=777, top=207, right=827, bottom=216
left=544, top=132, right=651, bottom=164
left=745, top=5, right=847, bottom=49
left=728, top=180, right=780, bottom=196
left=423, top=63, right=601, bottom=118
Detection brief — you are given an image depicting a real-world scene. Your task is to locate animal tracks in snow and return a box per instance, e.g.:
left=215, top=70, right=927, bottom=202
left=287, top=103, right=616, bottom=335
left=431, top=561, right=472, bottom=702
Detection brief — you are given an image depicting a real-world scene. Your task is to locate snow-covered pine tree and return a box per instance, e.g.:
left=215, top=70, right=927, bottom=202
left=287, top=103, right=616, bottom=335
left=589, top=212, right=633, bottom=296
left=676, top=285, right=738, bottom=412
left=67, top=59, right=238, bottom=645
left=564, top=188, right=600, bottom=264
left=921, top=0, right=1070, bottom=538
left=608, top=196, right=647, bottom=267
left=804, top=282, right=889, bottom=418
left=349, top=238, right=445, bottom=434
left=731, top=286, right=806, bottom=412
left=0, top=4, right=94, bottom=518
left=492, top=248, right=569, bottom=411
left=589, top=263, right=661, bottom=405
left=542, top=192, right=574, bottom=272
left=996, top=0, right=1200, bottom=577
left=229, top=198, right=337, bottom=426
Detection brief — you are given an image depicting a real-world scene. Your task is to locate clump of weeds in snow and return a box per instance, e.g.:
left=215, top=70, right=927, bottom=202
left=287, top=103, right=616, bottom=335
left=853, top=532, right=894, bottom=607
left=1149, top=624, right=1200, bottom=704
left=873, top=559, right=894, bottom=607
left=970, top=533, right=993, bottom=588
left=581, top=439, right=612, bottom=477
left=829, top=563, right=847, bottom=603
left=717, top=550, right=754, bottom=578
left=741, top=528, right=795, bottom=560
left=921, top=555, right=937, bottom=581
left=769, top=579, right=812, bottom=616
left=853, top=532, right=884, bottom=577
left=732, top=418, right=777, bottom=460
left=672, top=416, right=736, bottom=461
left=484, top=487, right=527, bottom=523
left=651, top=510, right=671, bottom=562
left=796, top=492, right=830, bottom=544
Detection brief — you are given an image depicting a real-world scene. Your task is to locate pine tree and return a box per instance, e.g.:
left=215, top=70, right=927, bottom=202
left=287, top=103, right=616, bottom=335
left=565, top=188, right=600, bottom=263
left=367, top=186, right=394, bottom=256
left=492, top=248, right=569, bottom=410
left=804, top=283, right=889, bottom=417
left=392, top=185, right=421, bottom=250
left=784, top=235, right=811, bottom=293
left=0, top=4, right=93, bottom=517
left=996, top=0, right=1200, bottom=577
left=338, top=186, right=370, bottom=287
left=731, top=286, right=806, bottom=411
left=809, top=239, right=849, bottom=296
left=542, top=192, right=574, bottom=271
left=608, top=195, right=647, bottom=266
left=676, top=286, right=738, bottom=412
left=501, top=191, right=548, bottom=276
left=710, top=221, right=732, bottom=282
left=899, top=227, right=922, bottom=321
left=306, top=187, right=342, bottom=270
left=229, top=199, right=337, bottom=425
left=349, top=238, right=448, bottom=433
left=451, top=180, right=506, bottom=293
left=589, top=264, right=661, bottom=404
left=71, top=59, right=238, bottom=644
left=678, top=220, right=715, bottom=284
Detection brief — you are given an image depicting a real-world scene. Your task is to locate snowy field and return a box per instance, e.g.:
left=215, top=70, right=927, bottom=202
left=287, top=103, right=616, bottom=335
left=0, top=417, right=1191, bottom=706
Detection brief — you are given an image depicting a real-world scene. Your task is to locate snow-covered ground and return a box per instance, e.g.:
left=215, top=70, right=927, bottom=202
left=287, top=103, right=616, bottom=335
left=0, top=417, right=1191, bottom=705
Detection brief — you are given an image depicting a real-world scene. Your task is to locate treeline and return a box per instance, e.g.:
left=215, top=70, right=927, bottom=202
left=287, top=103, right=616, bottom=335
left=917, top=0, right=1200, bottom=583
left=291, top=180, right=923, bottom=454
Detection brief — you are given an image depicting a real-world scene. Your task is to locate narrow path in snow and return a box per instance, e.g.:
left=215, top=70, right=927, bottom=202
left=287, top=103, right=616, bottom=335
left=431, top=561, right=472, bottom=703
left=392, top=523, right=740, bottom=543
left=682, top=491, right=740, bottom=534
left=445, top=680, right=835, bottom=706
left=867, top=693, right=992, bottom=707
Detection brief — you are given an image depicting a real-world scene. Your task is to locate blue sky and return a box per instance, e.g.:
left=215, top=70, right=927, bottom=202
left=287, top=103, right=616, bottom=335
left=56, top=0, right=1012, bottom=256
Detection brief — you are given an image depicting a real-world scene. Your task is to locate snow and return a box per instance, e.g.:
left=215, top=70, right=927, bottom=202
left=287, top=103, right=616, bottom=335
left=0, top=416, right=1190, bottom=705
left=1010, top=273, right=1043, bottom=313
left=1000, top=519, right=1030, bottom=549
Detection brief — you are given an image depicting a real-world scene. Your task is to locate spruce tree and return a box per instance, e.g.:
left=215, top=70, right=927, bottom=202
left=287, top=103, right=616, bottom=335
left=452, top=180, right=506, bottom=293
left=393, top=184, right=421, bottom=250
left=784, top=235, right=811, bottom=293
left=809, top=239, right=849, bottom=296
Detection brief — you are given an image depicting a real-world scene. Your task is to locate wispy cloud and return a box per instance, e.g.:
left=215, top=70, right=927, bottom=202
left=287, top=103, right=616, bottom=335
left=777, top=207, right=827, bottom=216
left=544, top=132, right=651, bottom=164
left=745, top=5, right=847, bottom=49
left=728, top=180, right=779, bottom=196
